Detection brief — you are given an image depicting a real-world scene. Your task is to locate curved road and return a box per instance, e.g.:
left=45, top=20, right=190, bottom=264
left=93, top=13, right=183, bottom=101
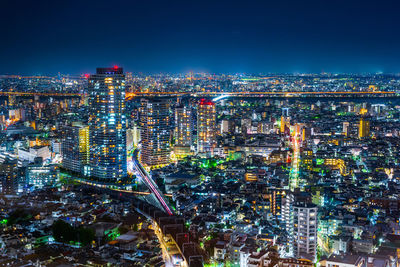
left=129, top=149, right=173, bottom=215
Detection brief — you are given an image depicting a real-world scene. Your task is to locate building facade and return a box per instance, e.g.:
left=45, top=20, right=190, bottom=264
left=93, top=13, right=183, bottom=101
left=26, top=165, right=58, bottom=190
left=358, top=118, right=370, bottom=139
left=174, top=106, right=192, bottom=147
left=140, top=98, right=171, bottom=168
left=174, top=105, right=192, bottom=157
left=61, top=125, right=89, bottom=173
left=88, top=67, right=127, bottom=180
left=0, top=159, right=18, bottom=195
left=293, top=202, right=318, bottom=261
left=197, top=99, right=216, bottom=155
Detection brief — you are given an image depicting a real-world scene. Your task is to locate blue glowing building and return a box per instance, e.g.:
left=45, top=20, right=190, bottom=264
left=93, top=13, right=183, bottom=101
left=88, top=67, right=127, bottom=180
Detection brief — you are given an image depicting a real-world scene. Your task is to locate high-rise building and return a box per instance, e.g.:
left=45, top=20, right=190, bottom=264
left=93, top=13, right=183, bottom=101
left=293, top=202, right=318, bottom=261
left=282, top=192, right=295, bottom=249
left=174, top=105, right=193, bottom=157
left=61, top=125, right=89, bottom=173
left=174, top=106, right=192, bottom=147
left=140, top=99, right=171, bottom=168
left=197, top=99, right=216, bottom=155
left=88, top=67, right=127, bottom=180
left=358, top=118, right=370, bottom=139
left=270, top=188, right=286, bottom=219
left=281, top=116, right=290, bottom=134
left=283, top=191, right=313, bottom=258
left=343, top=122, right=350, bottom=136
left=221, top=120, right=230, bottom=134
left=0, top=159, right=18, bottom=195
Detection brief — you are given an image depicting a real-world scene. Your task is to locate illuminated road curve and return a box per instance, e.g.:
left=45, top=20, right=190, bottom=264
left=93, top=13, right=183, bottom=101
left=129, top=149, right=174, bottom=215
left=126, top=90, right=397, bottom=99
left=69, top=178, right=172, bottom=197
left=0, top=90, right=396, bottom=99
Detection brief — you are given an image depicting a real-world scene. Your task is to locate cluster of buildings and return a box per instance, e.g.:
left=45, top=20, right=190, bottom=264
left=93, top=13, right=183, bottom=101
left=0, top=186, right=166, bottom=266
left=1, top=70, right=400, bottom=266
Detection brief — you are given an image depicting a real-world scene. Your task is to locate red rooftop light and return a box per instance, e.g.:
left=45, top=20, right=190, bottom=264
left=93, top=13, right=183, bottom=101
left=199, top=98, right=214, bottom=106
left=113, top=65, right=119, bottom=69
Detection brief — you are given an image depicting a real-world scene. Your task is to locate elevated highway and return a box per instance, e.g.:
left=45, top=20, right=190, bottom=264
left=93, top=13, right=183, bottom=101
left=0, top=90, right=396, bottom=100
left=129, top=149, right=173, bottom=215
left=125, top=90, right=397, bottom=99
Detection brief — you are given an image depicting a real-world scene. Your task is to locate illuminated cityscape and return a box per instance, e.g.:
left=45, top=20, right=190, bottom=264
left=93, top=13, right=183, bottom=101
left=1, top=70, right=400, bottom=267
left=2, top=0, right=400, bottom=266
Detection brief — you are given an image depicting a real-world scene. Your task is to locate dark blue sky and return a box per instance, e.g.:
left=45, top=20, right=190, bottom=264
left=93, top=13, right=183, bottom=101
left=1, top=0, right=399, bottom=74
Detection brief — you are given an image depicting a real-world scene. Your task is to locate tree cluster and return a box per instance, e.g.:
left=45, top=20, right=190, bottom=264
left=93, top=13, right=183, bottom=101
left=52, top=220, right=95, bottom=246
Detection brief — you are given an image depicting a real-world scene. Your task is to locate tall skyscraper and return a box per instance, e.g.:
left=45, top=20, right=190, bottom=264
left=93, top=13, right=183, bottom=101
left=174, top=105, right=192, bottom=157
left=293, top=202, right=318, bottom=261
left=61, top=125, right=89, bottom=173
left=140, top=99, right=171, bottom=168
left=197, top=99, right=216, bottom=155
left=88, top=67, right=127, bottom=180
left=358, top=118, right=370, bottom=139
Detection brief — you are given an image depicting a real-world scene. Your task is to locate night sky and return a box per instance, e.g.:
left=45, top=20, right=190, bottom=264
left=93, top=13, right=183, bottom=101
left=1, top=0, right=400, bottom=74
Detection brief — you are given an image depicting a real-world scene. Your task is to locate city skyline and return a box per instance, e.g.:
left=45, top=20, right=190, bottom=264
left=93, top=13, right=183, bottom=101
left=1, top=67, right=400, bottom=265
left=2, top=0, right=400, bottom=74
left=2, top=0, right=400, bottom=265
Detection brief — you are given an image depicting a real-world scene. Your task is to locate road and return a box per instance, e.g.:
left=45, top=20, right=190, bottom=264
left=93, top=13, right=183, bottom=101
left=289, top=126, right=301, bottom=190
left=129, top=149, right=174, bottom=215
left=0, top=90, right=395, bottom=99
left=153, top=221, right=186, bottom=267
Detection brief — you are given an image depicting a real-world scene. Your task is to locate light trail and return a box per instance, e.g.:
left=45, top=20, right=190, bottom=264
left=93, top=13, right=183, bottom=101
left=128, top=149, right=173, bottom=215
left=67, top=176, right=172, bottom=197
left=132, top=160, right=173, bottom=215
left=212, top=94, right=229, bottom=102
left=126, top=90, right=396, bottom=98
left=289, top=126, right=301, bottom=190
left=0, top=90, right=394, bottom=100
